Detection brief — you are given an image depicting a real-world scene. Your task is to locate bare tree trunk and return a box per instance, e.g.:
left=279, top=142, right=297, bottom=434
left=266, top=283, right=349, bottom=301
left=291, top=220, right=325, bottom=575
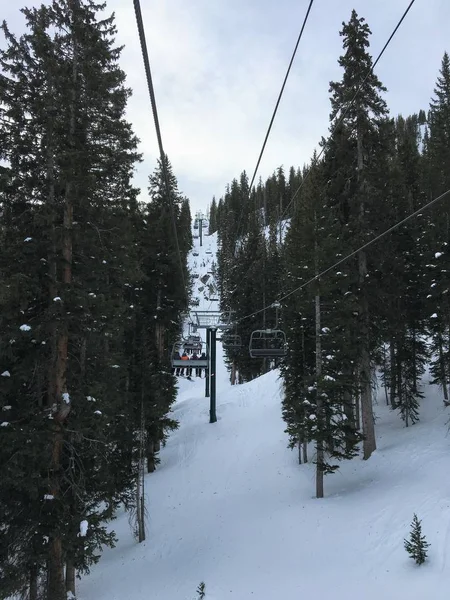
left=438, top=333, right=449, bottom=403
left=381, top=344, right=389, bottom=405
left=299, top=327, right=308, bottom=465
left=357, top=126, right=376, bottom=461
left=136, top=460, right=145, bottom=543
left=48, top=538, right=66, bottom=600
left=136, top=385, right=146, bottom=542
left=343, top=361, right=357, bottom=452
left=65, top=559, right=76, bottom=598
left=298, top=426, right=308, bottom=465
left=396, top=351, right=403, bottom=408
left=359, top=261, right=375, bottom=459
left=29, top=564, right=38, bottom=600
left=412, top=324, right=418, bottom=394
left=354, top=378, right=361, bottom=431
left=47, top=11, right=78, bottom=595
left=403, top=378, right=409, bottom=427
left=302, top=439, right=308, bottom=464
left=389, top=340, right=396, bottom=407
left=147, top=439, right=155, bottom=473
left=315, top=290, right=324, bottom=498
left=313, top=222, right=324, bottom=497
left=231, top=361, right=236, bottom=385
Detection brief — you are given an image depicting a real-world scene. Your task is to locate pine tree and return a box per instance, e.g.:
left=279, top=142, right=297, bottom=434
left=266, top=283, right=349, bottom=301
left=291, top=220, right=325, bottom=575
left=195, top=582, right=206, bottom=599
left=404, top=514, right=430, bottom=565
left=0, top=1, right=144, bottom=597
left=209, top=196, right=218, bottom=234
left=377, top=115, right=429, bottom=423
left=327, top=10, right=389, bottom=459
left=423, top=53, right=450, bottom=403
left=223, top=213, right=267, bottom=382
left=281, top=157, right=363, bottom=496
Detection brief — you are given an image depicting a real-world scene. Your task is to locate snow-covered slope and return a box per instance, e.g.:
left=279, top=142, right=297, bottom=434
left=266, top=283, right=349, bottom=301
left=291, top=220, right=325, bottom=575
left=188, top=229, right=219, bottom=315
left=79, top=225, right=450, bottom=600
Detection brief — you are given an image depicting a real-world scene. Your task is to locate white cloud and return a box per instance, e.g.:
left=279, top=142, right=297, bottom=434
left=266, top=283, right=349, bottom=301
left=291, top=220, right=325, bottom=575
left=3, top=0, right=450, bottom=214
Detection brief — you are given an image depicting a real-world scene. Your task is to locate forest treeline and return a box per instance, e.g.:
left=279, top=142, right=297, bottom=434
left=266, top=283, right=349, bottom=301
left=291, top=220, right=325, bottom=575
left=213, top=11, right=450, bottom=497
left=0, top=1, right=191, bottom=598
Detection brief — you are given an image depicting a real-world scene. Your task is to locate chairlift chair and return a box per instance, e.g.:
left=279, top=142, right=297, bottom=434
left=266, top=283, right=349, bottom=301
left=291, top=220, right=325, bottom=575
left=221, top=333, right=242, bottom=350
left=171, top=343, right=208, bottom=368
left=249, top=329, right=287, bottom=358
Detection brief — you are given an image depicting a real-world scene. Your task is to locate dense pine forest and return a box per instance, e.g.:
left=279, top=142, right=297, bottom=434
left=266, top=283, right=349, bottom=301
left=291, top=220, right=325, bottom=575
left=214, top=13, right=450, bottom=496
left=0, top=2, right=191, bottom=598
left=1, top=1, right=449, bottom=599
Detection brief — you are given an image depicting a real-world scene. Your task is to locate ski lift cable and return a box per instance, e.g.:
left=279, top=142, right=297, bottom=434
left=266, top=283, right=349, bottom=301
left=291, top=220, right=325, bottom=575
left=278, top=0, right=416, bottom=233
left=228, top=0, right=416, bottom=304
left=248, top=0, right=315, bottom=194
left=234, top=0, right=315, bottom=245
left=133, top=0, right=189, bottom=306
left=236, top=187, right=450, bottom=324
left=224, top=0, right=416, bottom=312
left=228, top=0, right=416, bottom=305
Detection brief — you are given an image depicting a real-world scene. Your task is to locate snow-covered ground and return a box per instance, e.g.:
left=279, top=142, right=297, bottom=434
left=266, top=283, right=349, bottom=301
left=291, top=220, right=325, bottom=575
left=79, top=224, right=450, bottom=600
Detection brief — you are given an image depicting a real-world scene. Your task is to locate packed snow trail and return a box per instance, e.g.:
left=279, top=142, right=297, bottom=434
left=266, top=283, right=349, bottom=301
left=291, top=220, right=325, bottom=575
left=79, top=228, right=450, bottom=600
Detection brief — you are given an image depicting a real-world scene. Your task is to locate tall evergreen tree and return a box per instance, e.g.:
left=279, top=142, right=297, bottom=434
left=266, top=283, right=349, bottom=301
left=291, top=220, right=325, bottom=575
left=0, top=1, right=180, bottom=597
left=282, top=157, right=362, bottom=496
left=326, top=10, right=389, bottom=459
left=209, top=196, right=218, bottom=234
left=423, top=53, right=450, bottom=403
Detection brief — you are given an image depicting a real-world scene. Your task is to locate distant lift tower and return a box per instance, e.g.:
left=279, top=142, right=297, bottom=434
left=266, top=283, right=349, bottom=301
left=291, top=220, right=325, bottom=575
left=189, top=310, right=233, bottom=423
left=195, top=210, right=205, bottom=247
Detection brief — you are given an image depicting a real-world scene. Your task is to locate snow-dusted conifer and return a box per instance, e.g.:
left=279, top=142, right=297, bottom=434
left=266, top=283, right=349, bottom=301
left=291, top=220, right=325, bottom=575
left=404, top=514, right=430, bottom=565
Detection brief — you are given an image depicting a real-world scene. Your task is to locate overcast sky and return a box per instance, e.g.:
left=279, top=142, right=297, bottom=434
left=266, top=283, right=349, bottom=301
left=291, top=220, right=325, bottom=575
left=3, top=0, right=449, bottom=216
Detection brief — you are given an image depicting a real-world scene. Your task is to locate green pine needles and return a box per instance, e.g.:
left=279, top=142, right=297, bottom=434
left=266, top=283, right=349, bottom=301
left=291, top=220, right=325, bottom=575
left=404, top=514, right=430, bottom=565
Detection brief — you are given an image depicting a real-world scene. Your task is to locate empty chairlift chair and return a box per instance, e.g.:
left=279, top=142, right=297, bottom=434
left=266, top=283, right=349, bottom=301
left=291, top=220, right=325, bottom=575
left=249, top=301, right=287, bottom=359
left=221, top=333, right=242, bottom=350
left=249, top=329, right=287, bottom=358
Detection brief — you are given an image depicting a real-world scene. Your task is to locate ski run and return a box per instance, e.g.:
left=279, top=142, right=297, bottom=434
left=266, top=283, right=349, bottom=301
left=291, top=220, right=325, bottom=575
left=78, top=229, right=450, bottom=600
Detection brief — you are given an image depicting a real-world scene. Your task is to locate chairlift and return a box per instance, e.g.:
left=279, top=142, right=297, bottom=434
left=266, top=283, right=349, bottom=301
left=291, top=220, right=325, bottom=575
left=221, top=333, right=242, bottom=350
left=249, top=302, right=287, bottom=358
left=171, top=343, right=208, bottom=368
left=249, top=329, right=287, bottom=358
